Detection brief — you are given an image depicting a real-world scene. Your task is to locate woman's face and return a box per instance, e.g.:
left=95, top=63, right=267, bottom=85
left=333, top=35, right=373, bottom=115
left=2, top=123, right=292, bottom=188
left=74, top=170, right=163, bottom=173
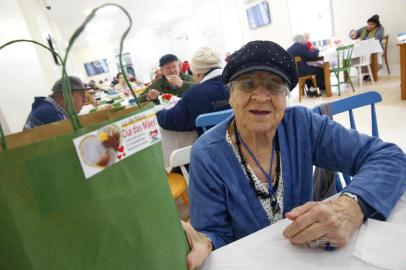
left=229, top=71, right=287, bottom=134
left=367, top=22, right=377, bottom=31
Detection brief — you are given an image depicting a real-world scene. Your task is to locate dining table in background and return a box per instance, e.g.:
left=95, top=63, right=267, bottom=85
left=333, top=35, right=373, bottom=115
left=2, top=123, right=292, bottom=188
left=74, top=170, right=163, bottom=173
left=319, top=39, right=383, bottom=97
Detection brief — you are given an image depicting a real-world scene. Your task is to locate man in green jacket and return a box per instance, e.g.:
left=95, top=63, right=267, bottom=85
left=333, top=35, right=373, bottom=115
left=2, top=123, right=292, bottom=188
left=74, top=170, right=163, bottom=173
left=139, top=54, right=194, bottom=102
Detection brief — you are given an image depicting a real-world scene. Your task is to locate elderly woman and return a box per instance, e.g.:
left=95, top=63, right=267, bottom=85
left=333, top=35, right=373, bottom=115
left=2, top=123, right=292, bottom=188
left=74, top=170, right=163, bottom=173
left=182, top=40, right=406, bottom=270
left=350, top=14, right=385, bottom=42
left=287, top=34, right=325, bottom=94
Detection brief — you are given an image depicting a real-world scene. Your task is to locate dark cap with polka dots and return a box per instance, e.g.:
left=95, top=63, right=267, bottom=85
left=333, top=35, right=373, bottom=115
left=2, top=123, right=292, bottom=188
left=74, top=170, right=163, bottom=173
left=222, top=40, right=298, bottom=91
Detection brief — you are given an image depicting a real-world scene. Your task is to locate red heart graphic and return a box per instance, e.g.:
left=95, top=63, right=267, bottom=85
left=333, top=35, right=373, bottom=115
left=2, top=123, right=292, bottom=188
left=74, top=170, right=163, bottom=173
left=117, top=154, right=122, bottom=159
left=117, top=146, right=124, bottom=153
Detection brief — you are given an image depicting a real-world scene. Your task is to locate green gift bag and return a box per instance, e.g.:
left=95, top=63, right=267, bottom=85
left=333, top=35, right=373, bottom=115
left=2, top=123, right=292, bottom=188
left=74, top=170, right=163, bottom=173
left=0, top=4, right=188, bottom=269
left=0, top=104, right=189, bottom=270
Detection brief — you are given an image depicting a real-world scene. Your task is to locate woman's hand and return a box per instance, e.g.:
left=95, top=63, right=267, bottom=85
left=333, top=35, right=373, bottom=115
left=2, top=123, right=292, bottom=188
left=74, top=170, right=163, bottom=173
left=350, top=30, right=358, bottom=39
left=282, top=196, right=364, bottom=248
left=181, top=221, right=212, bottom=270
left=146, top=89, right=160, bottom=101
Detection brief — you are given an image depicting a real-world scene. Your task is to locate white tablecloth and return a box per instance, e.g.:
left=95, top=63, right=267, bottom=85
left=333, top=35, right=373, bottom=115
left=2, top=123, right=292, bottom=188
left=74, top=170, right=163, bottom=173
left=202, top=193, right=406, bottom=270
left=320, top=39, right=383, bottom=64
left=160, top=128, right=197, bottom=169
left=155, top=100, right=198, bottom=169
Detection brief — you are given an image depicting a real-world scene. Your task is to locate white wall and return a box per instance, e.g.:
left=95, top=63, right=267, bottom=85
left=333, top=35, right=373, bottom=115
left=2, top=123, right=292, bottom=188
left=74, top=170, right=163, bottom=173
left=0, top=0, right=50, bottom=134
left=331, top=0, right=405, bottom=75
left=70, top=41, right=117, bottom=83
left=236, top=0, right=292, bottom=49
left=160, top=0, right=229, bottom=63
left=17, top=0, right=62, bottom=86
left=70, top=32, right=172, bottom=84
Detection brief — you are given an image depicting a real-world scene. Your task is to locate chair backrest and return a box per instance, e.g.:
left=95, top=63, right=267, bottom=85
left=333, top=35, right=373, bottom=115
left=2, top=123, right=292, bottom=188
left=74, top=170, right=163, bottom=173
left=312, top=90, right=382, bottom=137
left=335, top=44, right=354, bottom=71
left=195, top=109, right=234, bottom=133
left=358, top=53, right=372, bottom=66
left=381, top=35, right=389, bottom=56
left=169, top=145, right=192, bottom=185
left=312, top=91, right=383, bottom=190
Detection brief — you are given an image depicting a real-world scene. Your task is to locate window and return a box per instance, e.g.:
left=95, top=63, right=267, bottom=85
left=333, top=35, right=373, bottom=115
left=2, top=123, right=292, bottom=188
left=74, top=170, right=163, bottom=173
left=288, top=0, right=334, bottom=41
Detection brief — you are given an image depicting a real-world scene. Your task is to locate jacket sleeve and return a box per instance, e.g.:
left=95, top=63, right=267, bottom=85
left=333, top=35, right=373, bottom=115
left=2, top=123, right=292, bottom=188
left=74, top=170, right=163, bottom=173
left=375, top=27, right=385, bottom=41
left=139, top=80, right=161, bottom=102
left=156, top=96, right=194, bottom=131
left=305, top=108, right=406, bottom=219
left=178, top=80, right=194, bottom=96
left=355, top=27, right=363, bottom=38
left=298, top=44, right=320, bottom=61
left=189, top=150, right=234, bottom=249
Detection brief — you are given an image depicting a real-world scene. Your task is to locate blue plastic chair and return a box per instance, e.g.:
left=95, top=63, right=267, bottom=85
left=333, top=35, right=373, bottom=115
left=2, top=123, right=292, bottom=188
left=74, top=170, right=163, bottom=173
left=312, top=91, right=383, bottom=191
left=195, top=109, right=233, bottom=133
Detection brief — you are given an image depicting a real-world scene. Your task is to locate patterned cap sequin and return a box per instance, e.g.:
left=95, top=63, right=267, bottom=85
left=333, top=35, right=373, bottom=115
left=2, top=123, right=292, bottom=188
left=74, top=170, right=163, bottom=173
left=222, top=40, right=298, bottom=91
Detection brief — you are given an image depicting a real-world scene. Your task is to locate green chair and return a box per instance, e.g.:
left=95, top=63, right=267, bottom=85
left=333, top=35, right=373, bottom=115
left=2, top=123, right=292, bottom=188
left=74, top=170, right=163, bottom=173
left=330, top=44, right=355, bottom=96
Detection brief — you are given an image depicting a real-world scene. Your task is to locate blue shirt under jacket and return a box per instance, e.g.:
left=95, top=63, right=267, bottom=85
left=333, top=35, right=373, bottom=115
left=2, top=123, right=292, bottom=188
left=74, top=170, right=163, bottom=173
left=189, top=106, right=406, bottom=249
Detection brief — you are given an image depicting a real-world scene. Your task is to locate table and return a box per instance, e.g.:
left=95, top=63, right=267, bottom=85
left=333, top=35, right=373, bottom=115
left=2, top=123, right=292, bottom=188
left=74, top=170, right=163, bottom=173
left=154, top=99, right=198, bottom=169
left=202, top=193, right=406, bottom=270
left=320, top=39, right=383, bottom=97
left=399, top=43, right=406, bottom=100
left=160, top=128, right=197, bottom=168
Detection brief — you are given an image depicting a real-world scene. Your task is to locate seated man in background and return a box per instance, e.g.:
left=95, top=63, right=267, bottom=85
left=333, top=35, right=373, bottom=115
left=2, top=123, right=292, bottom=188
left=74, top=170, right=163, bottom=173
left=23, top=76, right=89, bottom=130
left=138, top=54, right=195, bottom=103
left=287, top=34, right=325, bottom=96
left=350, top=14, right=384, bottom=42
left=157, top=47, right=230, bottom=135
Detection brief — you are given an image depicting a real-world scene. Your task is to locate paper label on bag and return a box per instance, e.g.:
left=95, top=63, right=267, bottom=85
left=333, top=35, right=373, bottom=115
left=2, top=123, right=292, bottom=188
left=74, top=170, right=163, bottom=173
left=73, top=108, right=161, bottom=179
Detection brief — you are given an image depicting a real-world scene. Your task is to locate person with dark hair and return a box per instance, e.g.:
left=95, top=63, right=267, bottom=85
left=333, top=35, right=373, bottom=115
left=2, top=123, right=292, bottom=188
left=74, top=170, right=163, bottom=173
left=23, top=76, right=90, bottom=130
left=179, top=40, right=406, bottom=269
left=350, top=14, right=385, bottom=42
left=138, top=54, right=194, bottom=103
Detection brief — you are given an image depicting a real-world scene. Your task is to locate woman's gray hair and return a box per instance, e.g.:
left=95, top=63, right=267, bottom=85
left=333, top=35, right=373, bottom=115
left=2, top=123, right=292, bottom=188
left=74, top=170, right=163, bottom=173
left=293, top=34, right=306, bottom=44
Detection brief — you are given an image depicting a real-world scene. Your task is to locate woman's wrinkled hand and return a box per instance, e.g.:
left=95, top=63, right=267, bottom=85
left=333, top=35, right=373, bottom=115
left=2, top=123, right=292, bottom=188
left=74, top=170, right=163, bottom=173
left=282, top=196, right=364, bottom=248
left=181, top=221, right=212, bottom=270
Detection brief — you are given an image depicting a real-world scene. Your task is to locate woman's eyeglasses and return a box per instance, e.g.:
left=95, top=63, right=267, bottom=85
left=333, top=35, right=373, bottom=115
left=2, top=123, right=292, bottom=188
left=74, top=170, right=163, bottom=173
left=229, top=77, right=287, bottom=95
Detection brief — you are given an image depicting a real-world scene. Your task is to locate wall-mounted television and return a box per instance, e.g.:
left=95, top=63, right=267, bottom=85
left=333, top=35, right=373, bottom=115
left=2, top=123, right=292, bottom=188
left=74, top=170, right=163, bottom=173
left=246, top=1, right=271, bottom=29
left=84, top=59, right=109, bottom=77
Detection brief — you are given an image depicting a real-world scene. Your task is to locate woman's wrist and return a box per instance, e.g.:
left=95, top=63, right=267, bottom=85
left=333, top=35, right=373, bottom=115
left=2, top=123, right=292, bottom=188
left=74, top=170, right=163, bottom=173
left=337, top=195, right=364, bottom=227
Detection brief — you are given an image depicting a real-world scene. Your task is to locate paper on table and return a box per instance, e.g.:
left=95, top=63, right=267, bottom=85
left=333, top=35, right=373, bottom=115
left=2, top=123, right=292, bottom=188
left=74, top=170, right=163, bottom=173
left=353, top=219, right=406, bottom=270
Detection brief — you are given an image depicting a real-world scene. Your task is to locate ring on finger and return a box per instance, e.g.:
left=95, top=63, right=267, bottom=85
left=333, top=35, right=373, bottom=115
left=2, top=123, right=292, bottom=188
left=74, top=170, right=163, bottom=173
left=310, top=236, right=330, bottom=249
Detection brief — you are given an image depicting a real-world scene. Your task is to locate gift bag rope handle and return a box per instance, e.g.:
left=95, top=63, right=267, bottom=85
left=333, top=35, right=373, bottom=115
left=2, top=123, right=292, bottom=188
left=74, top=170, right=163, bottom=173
left=0, top=3, right=140, bottom=151
left=0, top=39, right=66, bottom=151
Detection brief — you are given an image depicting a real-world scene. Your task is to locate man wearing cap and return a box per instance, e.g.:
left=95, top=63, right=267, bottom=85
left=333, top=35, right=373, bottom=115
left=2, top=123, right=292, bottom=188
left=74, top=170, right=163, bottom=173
left=350, top=14, right=384, bottom=42
left=138, top=54, right=194, bottom=103
left=23, top=76, right=89, bottom=130
left=180, top=40, right=406, bottom=269
left=156, top=47, right=230, bottom=135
